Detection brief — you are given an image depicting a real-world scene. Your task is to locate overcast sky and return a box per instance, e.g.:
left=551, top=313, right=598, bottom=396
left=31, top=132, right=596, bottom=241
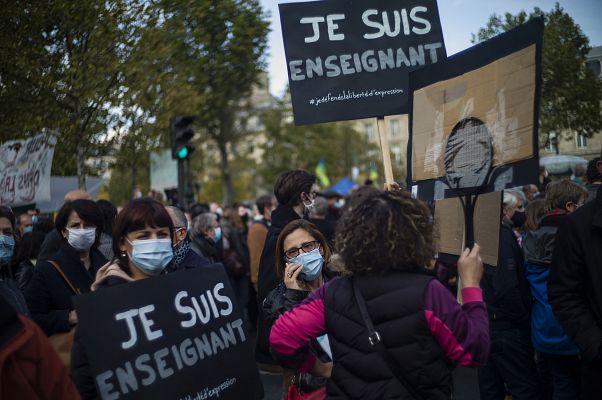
left=260, top=0, right=602, bottom=97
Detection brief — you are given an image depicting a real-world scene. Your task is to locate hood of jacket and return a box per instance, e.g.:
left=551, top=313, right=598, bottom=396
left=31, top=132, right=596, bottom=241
left=523, top=211, right=570, bottom=265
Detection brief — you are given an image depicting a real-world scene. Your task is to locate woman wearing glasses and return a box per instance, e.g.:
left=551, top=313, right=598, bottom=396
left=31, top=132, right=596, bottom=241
left=263, top=219, right=333, bottom=399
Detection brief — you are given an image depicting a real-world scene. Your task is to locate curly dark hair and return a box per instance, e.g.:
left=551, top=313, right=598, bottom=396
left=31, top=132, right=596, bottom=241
left=335, top=188, right=435, bottom=275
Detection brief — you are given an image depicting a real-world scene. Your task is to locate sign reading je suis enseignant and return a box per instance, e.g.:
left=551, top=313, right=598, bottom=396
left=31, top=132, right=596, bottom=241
left=73, top=267, right=260, bottom=400
left=279, top=0, right=446, bottom=125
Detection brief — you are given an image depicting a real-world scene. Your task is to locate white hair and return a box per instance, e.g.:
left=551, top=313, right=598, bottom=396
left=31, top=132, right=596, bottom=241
left=503, top=190, right=518, bottom=210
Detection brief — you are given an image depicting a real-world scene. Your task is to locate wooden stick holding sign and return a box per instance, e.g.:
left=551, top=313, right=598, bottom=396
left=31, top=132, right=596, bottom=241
left=376, top=117, right=395, bottom=187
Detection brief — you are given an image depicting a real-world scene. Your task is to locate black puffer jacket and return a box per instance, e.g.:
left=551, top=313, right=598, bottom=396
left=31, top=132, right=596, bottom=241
left=323, top=273, right=450, bottom=399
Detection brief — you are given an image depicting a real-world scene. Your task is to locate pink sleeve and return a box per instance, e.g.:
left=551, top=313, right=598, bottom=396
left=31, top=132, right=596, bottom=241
left=424, top=280, right=490, bottom=367
left=269, top=283, right=329, bottom=372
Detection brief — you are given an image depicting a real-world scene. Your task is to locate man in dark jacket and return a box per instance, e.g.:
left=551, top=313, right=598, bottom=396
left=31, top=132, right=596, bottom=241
left=165, top=206, right=215, bottom=271
left=255, top=169, right=316, bottom=368
left=549, top=152, right=602, bottom=398
left=479, top=191, right=540, bottom=400
left=585, top=157, right=601, bottom=203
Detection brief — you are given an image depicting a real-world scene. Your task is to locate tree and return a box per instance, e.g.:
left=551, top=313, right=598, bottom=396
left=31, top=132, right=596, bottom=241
left=259, top=96, right=380, bottom=192
left=0, top=0, right=146, bottom=188
left=472, top=3, right=602, bottom=147
left=156, top=0, right=270, bottom=206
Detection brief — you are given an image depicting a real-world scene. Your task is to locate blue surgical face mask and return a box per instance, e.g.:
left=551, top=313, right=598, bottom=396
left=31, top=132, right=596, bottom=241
left=31, top=215, right=38, bottom=225
left=127, top=238, right=173, bottom=275
left=214, top=227, right=222, bottom=242
left=290, top=248, right=324, bottom=281
left=23, top=226, right=33, bottom=235
left=0, top=234, right=15, bottom=265
left=67, top=228, right=96, bottom=251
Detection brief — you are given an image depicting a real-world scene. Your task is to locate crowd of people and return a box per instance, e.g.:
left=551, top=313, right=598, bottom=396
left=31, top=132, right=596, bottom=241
left=0, top=153, right=601, bottom=400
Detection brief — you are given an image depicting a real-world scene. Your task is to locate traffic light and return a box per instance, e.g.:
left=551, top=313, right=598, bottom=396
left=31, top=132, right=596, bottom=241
left=170, top=116, right=195, bottom=160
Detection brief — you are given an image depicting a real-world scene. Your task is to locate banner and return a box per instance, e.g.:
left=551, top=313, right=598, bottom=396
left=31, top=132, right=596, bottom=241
left=0, top=133, right=56, bottom=207
left=279, top=0, right=445, bottom=125
left=407, top=18, right=543, bottom=201
left=150, top=149, right=178, bottom=193
left=73, top=267, right=261, bottom=400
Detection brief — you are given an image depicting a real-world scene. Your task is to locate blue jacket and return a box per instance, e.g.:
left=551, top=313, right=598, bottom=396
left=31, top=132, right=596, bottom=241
left=523, top=212, right=578, bottom=355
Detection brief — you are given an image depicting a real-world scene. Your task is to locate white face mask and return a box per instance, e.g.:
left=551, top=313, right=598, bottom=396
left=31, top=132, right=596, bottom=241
left=67, top=228, right=96, bottom=251
left=302, top=193, right=315, bottom=213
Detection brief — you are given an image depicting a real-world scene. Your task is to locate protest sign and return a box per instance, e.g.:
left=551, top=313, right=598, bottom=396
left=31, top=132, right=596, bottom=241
left=434, top=191, right=502, bottom=267
left=0, top=133, right=56, bottom=207
left=279, top=0, right=446, bottom=125
left=73, top=267, right=260, bottom=400
left=407, top=17, right=543, bottom=201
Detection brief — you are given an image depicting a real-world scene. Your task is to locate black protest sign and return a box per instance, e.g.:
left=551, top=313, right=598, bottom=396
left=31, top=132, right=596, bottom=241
left=73, top=267, right=260, bottom=400
left=279, top=0, right=446, bottom=125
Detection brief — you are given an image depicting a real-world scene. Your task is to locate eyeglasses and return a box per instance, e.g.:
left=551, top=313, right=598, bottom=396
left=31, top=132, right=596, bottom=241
left=284, top=240, right=319, bottom=261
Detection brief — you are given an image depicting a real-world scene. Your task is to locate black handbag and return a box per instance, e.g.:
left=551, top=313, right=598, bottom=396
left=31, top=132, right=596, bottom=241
left=351, top=276, right=425, bottom=400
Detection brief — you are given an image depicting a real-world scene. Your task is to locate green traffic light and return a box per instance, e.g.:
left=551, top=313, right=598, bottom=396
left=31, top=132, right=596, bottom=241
left=177, top=147, right=189, bottom=159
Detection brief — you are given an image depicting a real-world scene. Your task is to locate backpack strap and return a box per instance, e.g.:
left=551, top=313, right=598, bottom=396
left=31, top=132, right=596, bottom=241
left=351, top=276, right=425, bottom=400
left=48, top=261, right=81, bottom=295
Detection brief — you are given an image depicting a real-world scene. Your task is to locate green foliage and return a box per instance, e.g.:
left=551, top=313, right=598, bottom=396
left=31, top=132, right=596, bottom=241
left=0, top=0, right=146, bottom=188
left=0, top=0, right=269, bottom=203
left=472, top=3, right=602, bottom=143
left=259, top=98, right=380, bottom=192
left=152, top=0, right=270, bottom=205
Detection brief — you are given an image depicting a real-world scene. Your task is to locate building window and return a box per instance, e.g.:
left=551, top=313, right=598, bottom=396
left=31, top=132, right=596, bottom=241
left=390, top=119, right=401, bottom=138
left=365, top=123, right=375, bottom=142
left=575, top=133, right=588, bottom=149
left=391, top=145, right=402, bottom=163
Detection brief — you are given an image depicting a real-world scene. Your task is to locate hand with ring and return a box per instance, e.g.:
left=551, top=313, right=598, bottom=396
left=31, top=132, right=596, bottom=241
left=284, top=263, right=306, bottom=291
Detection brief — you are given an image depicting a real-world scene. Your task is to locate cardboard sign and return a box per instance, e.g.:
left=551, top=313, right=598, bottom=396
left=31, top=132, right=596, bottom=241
left=0, top=133, right=56, bottom=207
left=279, top=0, right=446, bottom=125
left=407, top=18, right=543, bottom=201
left=434, top=191, right=502, bottom=267
left=73, top=268, right=260, bottom=400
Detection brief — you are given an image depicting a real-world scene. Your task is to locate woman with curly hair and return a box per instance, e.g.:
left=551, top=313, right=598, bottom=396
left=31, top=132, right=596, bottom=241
left=269, top=187, right=489, bottom=399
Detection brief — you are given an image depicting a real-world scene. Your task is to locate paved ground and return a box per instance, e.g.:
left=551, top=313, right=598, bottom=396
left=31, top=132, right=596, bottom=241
left=258, top=365, right=481, bottom=399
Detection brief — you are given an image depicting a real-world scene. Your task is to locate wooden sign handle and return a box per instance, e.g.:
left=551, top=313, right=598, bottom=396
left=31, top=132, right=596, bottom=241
left=376, top=117, right=395, bottom=186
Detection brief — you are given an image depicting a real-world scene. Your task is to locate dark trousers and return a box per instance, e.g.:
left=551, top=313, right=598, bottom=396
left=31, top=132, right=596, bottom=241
left=478, top=327, right=540, bottom=400
left=536, top=352, right=581, bottom=400
left=581, top=357, right=602, bottom=399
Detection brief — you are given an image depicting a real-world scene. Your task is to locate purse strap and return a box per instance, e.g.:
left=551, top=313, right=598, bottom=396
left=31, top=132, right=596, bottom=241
left=351, top=277, right=425, bottom=400
left=48, top=260, right=81, bottom=295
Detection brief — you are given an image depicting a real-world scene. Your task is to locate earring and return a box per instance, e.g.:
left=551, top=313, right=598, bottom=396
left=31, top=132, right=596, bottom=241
left=121, top=251, right=127, bottom=258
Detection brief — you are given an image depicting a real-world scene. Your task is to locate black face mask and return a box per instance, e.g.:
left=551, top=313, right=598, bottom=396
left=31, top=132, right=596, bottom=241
left=511, top=211, right=527, bottom=228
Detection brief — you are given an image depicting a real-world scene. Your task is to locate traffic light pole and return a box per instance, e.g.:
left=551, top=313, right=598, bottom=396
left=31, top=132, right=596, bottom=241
left=177, top=157, right=195, bottom=210
left=177, top=158, right=185, bottom=208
